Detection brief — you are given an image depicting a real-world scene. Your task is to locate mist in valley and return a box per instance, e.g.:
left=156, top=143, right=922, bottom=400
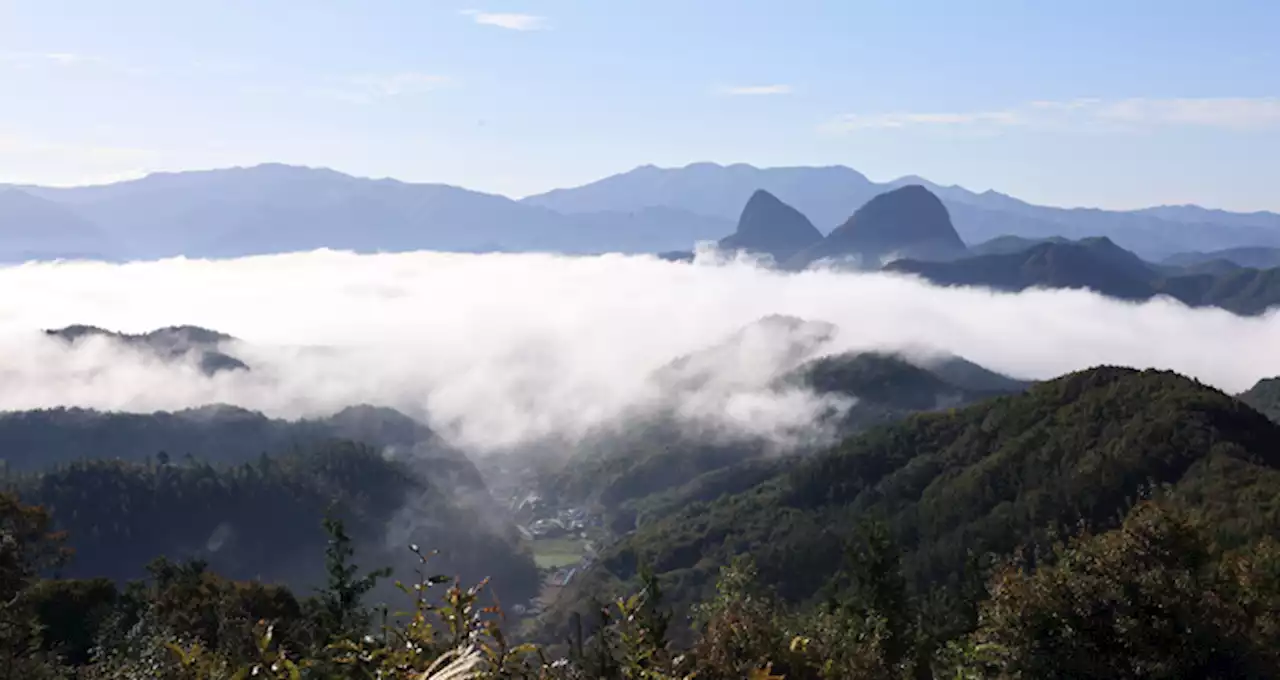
left=0, top=246, right=1277, bottom=456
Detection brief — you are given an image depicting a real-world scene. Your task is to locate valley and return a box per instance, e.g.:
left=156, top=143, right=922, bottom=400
left=2, top=163, right=1280, bottom=678
left=7, top=1, right=1280, bottom=674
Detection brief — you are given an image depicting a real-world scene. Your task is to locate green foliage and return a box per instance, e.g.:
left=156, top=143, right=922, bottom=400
left=548, top=350, right=1023, bottom=524
left=0, top=403, right=473, bottom=476
left=3, top=442, right=541, bottom=605
left=317, top=515, right=390, bottom=639
left=568, top=366, right=1280, bottom=626
left=961, top=501, right=1280, bottom=679
left=2, top=360, right=1280, bottom=676
left=0, top=479, right=1276, bottom=677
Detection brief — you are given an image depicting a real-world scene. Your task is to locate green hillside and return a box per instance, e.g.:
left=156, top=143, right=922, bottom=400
left=563, top=366, right=1280, bottom=623
left=4, top=442, right=541, bottom=605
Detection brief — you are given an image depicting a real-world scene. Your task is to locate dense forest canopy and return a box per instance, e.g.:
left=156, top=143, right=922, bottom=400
left=544, top=366, right=1280, bottom=637
left=2, top=439, right=539, bottom=610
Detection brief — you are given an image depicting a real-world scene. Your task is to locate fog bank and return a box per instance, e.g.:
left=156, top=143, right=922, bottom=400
left=1, top=248, right=1277, bottom=451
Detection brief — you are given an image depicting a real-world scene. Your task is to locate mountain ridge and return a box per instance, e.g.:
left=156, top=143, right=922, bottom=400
left=5, top=162, right=1280, bottom=262
left=885, top=236, right=1280, bottom=315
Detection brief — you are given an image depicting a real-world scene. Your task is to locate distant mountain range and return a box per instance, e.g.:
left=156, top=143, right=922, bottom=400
left=886, top=235, right=1280, bottom=316
left=524, top=163, right=1280, bottom=260
left=680, top=183, right=1280, bottom=315
left=0, top=164, right=733, bottom=261
left=3, top=162, right=1280, bottom=262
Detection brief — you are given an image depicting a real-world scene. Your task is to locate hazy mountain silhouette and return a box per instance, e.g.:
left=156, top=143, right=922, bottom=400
left=787, top=185, right=968, bottom=269
left=969, top=234, right=1069, bottom=257
left=525, top=163, right=1280, bottom=259
left=1136, top=205, right=1280, bottom=231
left=888, top=237, right=1154, bottom=297
left=1163, top=246, right=1280, bottom=270
left=6, top=165, right=729, bottom=259
left=886, top=236, right=1280, bottom=315
left=524, top=162, right=880, bottom=232
left=717, top=190, right=823, bottom=263
left=5, top=162, right=1280, bottom=261
left=1239, top=377, right=1280, bottom=423
left=0, top=189, right=114, bottom=261
left=45, top=324, right=249, bottom=376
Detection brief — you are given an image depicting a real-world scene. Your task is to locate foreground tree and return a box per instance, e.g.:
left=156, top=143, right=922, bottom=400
left=0, top=492, right=70, bottom=680
left=958, top=501, right=1280, bottom=679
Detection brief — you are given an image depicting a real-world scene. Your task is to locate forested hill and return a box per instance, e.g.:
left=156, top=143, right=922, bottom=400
left=544, top=348, right=1028, bottom=521
left=5, top=441, right=541, bottom=604
left=564, top=366, right=1280, bottom=619
left=0, top=404, right=483, bottom=490
left=0, top=403, right=537, bottom=605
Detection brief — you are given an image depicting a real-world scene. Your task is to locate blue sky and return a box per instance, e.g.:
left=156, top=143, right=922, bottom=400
left=1, top=0, right=1278, bottom=211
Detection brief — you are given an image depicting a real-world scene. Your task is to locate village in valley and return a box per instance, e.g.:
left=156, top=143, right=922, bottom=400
left=500, top=484, right=603, bottom=618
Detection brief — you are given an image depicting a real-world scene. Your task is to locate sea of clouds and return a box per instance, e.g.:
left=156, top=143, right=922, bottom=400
left=1, top=247, right=1278, bottom=452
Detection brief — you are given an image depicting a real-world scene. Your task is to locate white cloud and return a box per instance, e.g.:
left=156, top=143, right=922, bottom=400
left=0, top=134, right=160, bottom=186
left=0, top=251, right=1278, bottom=454
left=822, top=97, right=1280, bottom=134
left=459, top=9, right=547, bottom=31
left=0, top=51, right=153, bottom=77
left=191, top=58, right=256, bottom=76
left=1094, top=97, right=1280, bottom=129
left=718, top=85, right=793, bottom=96
left=0, top=51, right=104, bottom=69
left=352, top=72, right=451, bottom=97
left=243, top=72, right=451, bottom=105
left=821, top=110, right=1023, bottom=132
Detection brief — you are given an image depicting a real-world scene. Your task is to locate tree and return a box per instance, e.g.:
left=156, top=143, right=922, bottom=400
left=966, top=501, right=1280, bottom=679
left=0, top=493, right=70, bottom=680
left=317, top=514, right=390, bottom=640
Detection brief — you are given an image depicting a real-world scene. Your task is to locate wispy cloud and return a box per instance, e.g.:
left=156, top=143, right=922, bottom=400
left=0, top=135, right=156, bottom=161
left=1093, top=97, right=1280, bottom=129
left=0, top=51, right=152, bottom=77
left=191, top=58, right=256, bottom=76
left=245, top=72, right=451, bottom=105
left=0, top=133, right=160, bottom=186
left=349, top=72, right=451, bottom=97
left=459, top=9, right=547, bottom=31
left=0, top=51, right=104, bottom=69
left=821, top=97, right=1280, bottom=134
left=717, top=84, right=792, bottom=96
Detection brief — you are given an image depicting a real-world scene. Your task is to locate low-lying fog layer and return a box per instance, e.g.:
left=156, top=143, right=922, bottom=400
left=1, top=247, right=1278, bottom=452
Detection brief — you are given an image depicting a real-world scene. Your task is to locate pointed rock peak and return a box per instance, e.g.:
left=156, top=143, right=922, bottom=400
left=743, top=188, right=786, bottom=210
left=718, top=189, right=823, bottom=263
left=845, top=184, right=954, bottom=234
left=788, top=185, right=967, bottom=269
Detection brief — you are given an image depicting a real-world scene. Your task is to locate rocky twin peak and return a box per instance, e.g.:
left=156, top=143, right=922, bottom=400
left=718, top=189, right=824, bottom=263
left=788, top=184, right=968, bottom=269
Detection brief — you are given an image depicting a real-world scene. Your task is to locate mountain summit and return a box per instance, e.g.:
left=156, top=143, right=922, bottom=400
left=789, top=185, right=968, bottom=269
left=717, top=190, right=823, bottom=263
